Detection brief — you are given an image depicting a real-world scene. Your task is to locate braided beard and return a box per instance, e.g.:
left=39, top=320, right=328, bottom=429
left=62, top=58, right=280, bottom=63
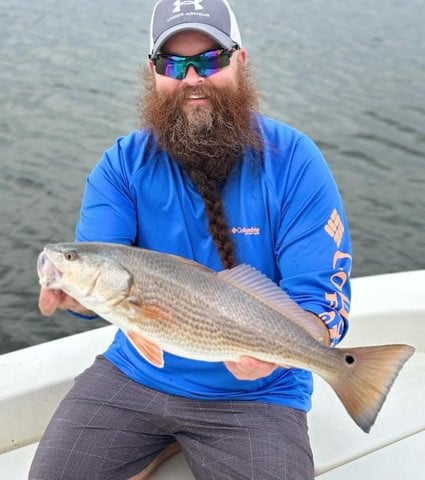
left=138, top=63, right=263, bottom=268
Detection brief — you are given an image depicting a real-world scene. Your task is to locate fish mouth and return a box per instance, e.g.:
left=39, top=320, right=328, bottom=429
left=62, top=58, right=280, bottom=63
left=37, top=251, right=62, bottom=288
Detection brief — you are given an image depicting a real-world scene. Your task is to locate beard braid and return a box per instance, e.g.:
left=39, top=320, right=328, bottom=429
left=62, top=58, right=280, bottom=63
left=138, top=62, right=263, bottom=268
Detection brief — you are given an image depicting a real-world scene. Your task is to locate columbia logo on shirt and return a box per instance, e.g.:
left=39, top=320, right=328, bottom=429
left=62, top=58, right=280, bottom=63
left=324, top=209, right=344, bottom=247
left=231, top=227, right=261, bottom=236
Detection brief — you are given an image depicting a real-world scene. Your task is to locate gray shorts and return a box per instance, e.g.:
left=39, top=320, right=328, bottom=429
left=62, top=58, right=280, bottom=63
left=29, top=356, right=314, bottom=480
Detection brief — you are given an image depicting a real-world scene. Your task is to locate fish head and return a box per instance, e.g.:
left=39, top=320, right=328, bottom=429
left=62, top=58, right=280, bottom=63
left=37, top=242, right=134, bottom=312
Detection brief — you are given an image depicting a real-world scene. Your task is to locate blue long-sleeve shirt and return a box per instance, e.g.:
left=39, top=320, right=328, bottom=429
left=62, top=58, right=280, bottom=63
left=75, top=115, right=352, bottom=412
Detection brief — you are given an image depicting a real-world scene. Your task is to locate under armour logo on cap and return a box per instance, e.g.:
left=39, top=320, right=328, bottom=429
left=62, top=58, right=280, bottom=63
left=150, top=0, right=242, bottom=56
left=173, top=0, right=204, bottom=13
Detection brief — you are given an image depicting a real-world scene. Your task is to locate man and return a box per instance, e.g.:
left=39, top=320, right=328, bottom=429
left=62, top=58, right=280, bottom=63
left=30, top=0, right=352, bottom=479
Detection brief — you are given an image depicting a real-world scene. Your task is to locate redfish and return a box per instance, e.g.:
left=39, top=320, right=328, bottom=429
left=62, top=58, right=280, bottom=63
left=37, top=242, right=415, bottom=432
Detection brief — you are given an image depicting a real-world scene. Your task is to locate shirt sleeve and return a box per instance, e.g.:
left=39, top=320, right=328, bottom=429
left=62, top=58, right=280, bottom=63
left=275, top=135, right=352, bottom=346
left=75, top=138, right=137, bottom=245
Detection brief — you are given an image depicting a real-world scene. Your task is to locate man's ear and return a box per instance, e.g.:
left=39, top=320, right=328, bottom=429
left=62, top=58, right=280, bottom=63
left=148, top=58, right=155, bottom=73
left=238, top=47, right=247, bottom=65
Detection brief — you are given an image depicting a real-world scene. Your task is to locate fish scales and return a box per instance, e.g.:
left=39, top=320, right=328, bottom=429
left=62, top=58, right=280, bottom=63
left=122, top=250, right=326, bottom=366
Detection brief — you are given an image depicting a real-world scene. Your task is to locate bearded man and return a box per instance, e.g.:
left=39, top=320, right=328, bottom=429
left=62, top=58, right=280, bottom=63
left=31, top=1, right=352, bottom=479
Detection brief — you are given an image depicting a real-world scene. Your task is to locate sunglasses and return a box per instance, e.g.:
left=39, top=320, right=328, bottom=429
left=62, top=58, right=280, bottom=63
left=150, top=45, right=240, bottom=80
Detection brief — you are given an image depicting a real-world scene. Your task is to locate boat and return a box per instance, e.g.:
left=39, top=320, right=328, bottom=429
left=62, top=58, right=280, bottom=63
left=1, top=270, right=424, bottom=479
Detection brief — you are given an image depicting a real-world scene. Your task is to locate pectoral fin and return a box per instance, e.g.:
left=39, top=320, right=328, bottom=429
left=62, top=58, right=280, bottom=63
left=126, top=331, right=164, bottom=368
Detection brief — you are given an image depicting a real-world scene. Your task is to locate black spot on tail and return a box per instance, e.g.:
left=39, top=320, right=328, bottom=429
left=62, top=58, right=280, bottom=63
left=345, top=354, right=356, bottom=365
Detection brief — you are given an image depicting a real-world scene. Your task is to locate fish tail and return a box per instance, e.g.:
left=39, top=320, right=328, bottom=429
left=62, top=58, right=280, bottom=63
left=327, top=344, right=415, bottom=433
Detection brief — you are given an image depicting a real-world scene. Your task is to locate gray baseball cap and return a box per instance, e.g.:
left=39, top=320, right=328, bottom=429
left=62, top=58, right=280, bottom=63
left=150, top=0, right=242, bottom=56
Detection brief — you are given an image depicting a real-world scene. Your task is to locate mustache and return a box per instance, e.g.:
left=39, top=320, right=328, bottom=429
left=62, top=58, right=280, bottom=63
left=158, top=83, right=231, bottom=113
left=181, top=86, right=210, bottom=98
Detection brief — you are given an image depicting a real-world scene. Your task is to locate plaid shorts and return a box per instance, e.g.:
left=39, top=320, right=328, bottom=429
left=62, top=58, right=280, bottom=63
left=29, top=355, right=314, bottom=480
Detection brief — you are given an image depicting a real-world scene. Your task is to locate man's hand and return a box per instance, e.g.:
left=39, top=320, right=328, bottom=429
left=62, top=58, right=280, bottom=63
left=224, top=356, right=278, bottom=380
left=38, top=287, right=90, bottom=316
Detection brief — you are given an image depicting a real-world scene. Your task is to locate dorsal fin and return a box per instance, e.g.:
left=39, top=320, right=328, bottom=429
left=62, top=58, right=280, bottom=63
left=218, top=265, right=326, bottom=342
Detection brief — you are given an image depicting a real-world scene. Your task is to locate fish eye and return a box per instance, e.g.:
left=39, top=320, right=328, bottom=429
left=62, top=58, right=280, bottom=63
left=64, top=250, right=78, bottom=261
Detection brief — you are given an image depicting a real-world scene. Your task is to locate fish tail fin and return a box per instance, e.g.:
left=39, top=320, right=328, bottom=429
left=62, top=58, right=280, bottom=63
left=327, top=344, right=415, bottom=433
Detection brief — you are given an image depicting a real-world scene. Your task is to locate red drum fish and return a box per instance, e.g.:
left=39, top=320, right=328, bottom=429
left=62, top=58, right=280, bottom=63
left=37, top=242, right=415, bottom=432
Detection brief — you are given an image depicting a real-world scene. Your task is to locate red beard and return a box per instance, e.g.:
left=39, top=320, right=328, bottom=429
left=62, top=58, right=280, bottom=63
left=138, top=62, right=263, bottom=185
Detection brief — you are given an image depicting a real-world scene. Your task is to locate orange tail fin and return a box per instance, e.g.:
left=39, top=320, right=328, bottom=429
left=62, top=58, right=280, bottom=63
left=327, top=344, right=415, bottom=433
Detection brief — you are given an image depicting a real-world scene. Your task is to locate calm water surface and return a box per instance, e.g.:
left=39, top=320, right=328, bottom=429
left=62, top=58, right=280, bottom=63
left=1, top=0, right=424, bottom=353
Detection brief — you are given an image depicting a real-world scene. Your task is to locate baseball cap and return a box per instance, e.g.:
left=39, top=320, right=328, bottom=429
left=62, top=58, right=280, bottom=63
left=150, top=0, right=242, bottom=56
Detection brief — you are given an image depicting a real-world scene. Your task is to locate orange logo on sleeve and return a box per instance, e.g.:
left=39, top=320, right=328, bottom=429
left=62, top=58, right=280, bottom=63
left=320, top=250, right=352, bottom=345
left=324, top=209, right=344, bottom=247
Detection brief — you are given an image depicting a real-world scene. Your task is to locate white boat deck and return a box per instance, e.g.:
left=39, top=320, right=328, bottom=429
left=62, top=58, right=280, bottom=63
left=1, top=270, right=424, bottom=479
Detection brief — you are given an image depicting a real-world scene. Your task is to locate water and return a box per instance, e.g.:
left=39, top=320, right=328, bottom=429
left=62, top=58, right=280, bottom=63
left=1, top=0, right=424, bottom=354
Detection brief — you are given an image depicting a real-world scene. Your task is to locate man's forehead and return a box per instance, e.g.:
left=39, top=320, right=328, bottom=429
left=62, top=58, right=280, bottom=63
left=161, top=30, right=220, bottom=54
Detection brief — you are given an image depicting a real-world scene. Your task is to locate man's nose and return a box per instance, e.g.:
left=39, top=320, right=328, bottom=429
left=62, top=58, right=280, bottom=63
left=183, top=65, right=205, bottom=86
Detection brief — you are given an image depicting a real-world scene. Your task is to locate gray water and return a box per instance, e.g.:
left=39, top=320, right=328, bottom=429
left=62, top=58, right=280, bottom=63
left=1, top=0, right=424, bottom=354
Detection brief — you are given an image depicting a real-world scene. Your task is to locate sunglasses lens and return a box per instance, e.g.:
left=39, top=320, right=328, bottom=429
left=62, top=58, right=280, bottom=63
left=155, top=56, right=187, bottom=80
left=197, top=49, right=230, bottom=77
left=154, top=49, right=232, bottom=79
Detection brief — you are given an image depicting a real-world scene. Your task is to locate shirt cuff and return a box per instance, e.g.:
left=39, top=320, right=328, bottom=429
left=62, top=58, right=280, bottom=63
left=66, top=309, right=99, bottom=320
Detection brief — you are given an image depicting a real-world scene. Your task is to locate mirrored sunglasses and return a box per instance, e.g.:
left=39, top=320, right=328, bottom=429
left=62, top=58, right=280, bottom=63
left=150, top=46, right=240, bottom=80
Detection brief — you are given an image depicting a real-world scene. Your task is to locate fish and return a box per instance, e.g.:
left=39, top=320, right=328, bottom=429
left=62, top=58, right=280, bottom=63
left=37, top=242, right=415, bottom=433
